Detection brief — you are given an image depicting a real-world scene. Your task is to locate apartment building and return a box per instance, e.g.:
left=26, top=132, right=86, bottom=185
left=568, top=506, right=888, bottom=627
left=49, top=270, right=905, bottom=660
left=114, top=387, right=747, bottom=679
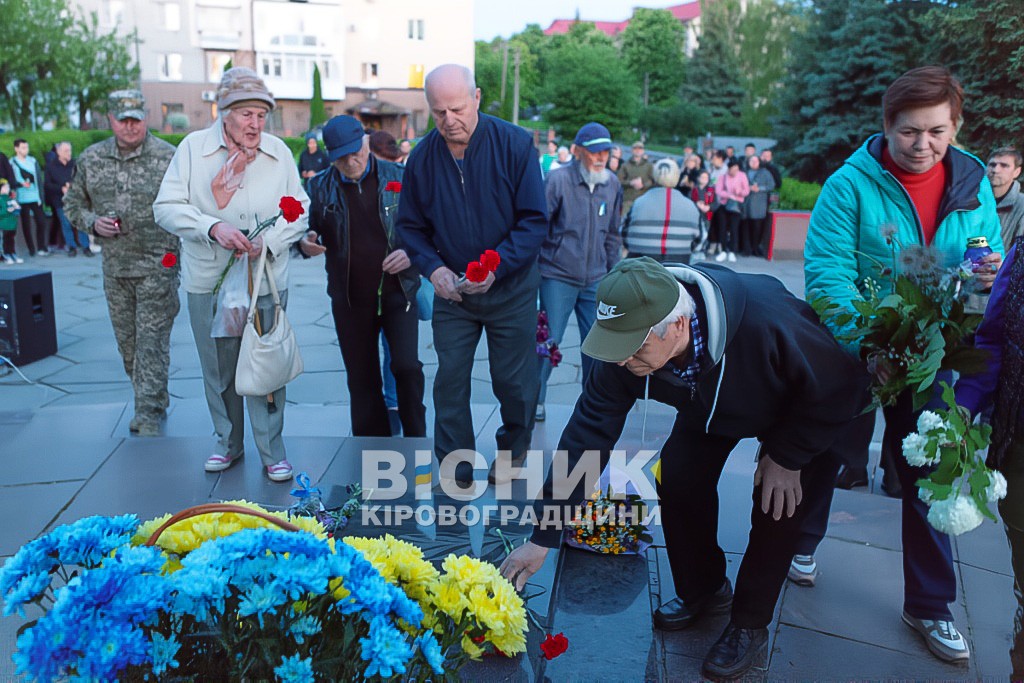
left=74, top=0, right=473, bottom=138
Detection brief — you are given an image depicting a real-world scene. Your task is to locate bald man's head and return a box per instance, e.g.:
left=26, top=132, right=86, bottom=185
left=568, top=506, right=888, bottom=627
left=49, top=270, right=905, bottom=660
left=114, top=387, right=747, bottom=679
left=424, top=64, right=481, bottom=152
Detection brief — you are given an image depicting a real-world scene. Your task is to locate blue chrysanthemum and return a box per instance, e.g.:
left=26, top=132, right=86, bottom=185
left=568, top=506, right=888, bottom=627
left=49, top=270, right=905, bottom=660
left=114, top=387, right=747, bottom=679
left=274, top=653, right=315, bottom=683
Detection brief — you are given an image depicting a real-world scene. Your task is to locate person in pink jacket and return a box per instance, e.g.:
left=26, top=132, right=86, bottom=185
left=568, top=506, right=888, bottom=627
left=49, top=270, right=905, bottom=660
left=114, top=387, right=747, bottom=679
left=714, top=160, right=750, bottom=263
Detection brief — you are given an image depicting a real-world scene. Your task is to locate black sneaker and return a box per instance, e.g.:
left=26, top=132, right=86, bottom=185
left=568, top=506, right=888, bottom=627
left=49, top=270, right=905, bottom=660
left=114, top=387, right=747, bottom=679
left=702, top=622, right=769, bottom=680
left=67, top=247, right=77, bottom=257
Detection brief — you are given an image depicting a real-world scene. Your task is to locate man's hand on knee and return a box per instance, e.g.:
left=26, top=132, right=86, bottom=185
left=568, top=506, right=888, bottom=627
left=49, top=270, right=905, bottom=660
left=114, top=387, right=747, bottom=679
left=753, top=453, right=802, bottom=521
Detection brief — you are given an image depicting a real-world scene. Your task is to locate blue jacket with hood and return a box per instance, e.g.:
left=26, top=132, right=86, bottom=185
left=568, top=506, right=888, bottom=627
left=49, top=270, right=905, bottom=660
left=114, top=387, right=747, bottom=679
left=804, top=134, right=1003, bottom=349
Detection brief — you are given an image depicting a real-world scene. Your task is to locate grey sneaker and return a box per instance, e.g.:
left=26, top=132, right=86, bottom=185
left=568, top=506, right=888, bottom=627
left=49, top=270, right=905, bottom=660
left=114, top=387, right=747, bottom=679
left=902, top=611, right=970, bottom=663
left=787, top=554, right=817, bottom=587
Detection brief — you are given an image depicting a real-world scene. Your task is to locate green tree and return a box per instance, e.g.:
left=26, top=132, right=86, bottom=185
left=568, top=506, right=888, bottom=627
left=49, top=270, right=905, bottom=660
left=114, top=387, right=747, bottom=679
left=621, top=8, right=686, bottom=107
left=62, top=12, right=140, bottom=129
left=309, top=63, right=327, bottom=129
left=735, top=0, right=803, bottom=136
left=772, top=0, right=935, bottom=182
left=474, top=37, right=540, bottom=122
left=926, top=0, right=1024, bottom=156
left=680, top=0, right=746, bottom=137
left=0, top=0, right=74, bottom=128
left=545, top=26, right=639, bottom=138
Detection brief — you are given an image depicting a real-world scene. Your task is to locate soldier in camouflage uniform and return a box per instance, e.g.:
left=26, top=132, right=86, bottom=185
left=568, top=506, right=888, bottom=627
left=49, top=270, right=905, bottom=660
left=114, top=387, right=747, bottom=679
left=64, top=90, right=180, bottom=437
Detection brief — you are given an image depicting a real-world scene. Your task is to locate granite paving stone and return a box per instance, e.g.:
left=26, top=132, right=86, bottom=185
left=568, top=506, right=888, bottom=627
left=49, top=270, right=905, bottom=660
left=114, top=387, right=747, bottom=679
left=0, top=481, right=82, bottom=555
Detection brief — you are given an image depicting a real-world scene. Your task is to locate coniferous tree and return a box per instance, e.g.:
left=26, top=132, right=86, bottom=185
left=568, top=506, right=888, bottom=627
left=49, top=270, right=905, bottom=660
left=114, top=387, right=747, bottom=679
left=772, top=0, right=934, bottom=182
left=926, top=0, right=1024, bottom=156
left=309, top=64, right=327, bottom=129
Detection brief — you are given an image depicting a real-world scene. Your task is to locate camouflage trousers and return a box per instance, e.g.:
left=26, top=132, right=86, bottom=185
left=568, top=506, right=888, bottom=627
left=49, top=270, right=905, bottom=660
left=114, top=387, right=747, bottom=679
left=104, top=272, right=180, bottom=421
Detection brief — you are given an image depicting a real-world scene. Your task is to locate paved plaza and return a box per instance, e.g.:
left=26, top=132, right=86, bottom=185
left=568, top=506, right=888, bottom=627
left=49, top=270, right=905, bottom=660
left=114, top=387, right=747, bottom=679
left=0, top=251, right=1017, bottom=681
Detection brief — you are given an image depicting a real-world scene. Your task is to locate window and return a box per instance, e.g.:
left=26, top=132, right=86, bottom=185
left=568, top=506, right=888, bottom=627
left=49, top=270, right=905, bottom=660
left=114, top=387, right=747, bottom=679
left=273, top=58, right=282, bottom=77
left=321, top=60, right=331, bottom=79
left=164, top=2, right=180, bottom=31
left=261, top=58, right=270, bottom=77
left=108, top=0, right=124, bottom=25
left=361, top=62, right=378, bottom=84
left=407, top=19, right=424, bottom=40
left=158, top=53, right=183, bottom=81
left=408, top=64, right=424, bottom=88
left=206, top=52, right=232, bottom=83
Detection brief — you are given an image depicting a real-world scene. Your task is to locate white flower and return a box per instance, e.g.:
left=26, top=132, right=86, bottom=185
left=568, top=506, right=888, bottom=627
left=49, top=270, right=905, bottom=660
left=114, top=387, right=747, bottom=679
left=918, top=487, right=934, bottom=505
left=986, top=470, right=1008, bottom=503
left=916, top=411, right=945, bottom=435
left=902, top=433, right=932, bottom=467
left=926, top=494, right=985, bottom=536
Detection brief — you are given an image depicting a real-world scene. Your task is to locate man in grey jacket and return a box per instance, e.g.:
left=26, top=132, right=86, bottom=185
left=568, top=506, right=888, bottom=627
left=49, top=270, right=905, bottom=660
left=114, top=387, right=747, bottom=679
left=988, top=147, right=1024, bottom=247
left=535, top=122, right=622, bottom=422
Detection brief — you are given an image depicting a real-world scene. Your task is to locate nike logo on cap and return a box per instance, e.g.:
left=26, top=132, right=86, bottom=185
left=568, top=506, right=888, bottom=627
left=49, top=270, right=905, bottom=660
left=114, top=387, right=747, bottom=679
left=597, top=302, right=625, bottom=320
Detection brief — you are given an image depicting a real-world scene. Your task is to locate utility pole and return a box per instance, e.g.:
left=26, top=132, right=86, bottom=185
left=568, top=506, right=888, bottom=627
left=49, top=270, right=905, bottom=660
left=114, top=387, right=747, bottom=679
left=500, top=41, right=509, bottom=103
left=511, top=45, right=521, bottom=126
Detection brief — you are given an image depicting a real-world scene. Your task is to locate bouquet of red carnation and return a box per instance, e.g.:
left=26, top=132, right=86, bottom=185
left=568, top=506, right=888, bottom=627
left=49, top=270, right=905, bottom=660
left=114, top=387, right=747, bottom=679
left=462, top=249, right=501, bottom=284
left=536, top=310, right=562, bottom=367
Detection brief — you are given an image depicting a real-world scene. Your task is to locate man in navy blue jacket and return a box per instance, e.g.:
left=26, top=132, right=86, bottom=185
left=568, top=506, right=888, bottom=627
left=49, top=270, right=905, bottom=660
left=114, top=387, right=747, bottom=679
left=396, top=64, right=547, bottom=484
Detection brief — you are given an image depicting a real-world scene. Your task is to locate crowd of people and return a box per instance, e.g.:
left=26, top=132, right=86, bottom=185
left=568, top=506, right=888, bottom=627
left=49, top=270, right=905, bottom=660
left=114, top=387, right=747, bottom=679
left=4, top=61, right=1024, bottom=680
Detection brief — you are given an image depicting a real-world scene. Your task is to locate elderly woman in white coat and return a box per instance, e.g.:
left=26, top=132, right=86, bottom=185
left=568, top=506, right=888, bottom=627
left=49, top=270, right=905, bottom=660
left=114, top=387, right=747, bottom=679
left=154, top=68, right=309, bottom=481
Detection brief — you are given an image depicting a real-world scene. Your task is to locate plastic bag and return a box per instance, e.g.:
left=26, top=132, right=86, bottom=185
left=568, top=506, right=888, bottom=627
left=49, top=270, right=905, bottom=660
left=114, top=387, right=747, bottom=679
left=211, top=254, right=250, bottom=338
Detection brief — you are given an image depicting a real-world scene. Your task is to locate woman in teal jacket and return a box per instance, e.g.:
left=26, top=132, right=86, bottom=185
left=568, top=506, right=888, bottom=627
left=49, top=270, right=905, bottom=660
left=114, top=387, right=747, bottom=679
left=795, top=66, right=1003, bottom=665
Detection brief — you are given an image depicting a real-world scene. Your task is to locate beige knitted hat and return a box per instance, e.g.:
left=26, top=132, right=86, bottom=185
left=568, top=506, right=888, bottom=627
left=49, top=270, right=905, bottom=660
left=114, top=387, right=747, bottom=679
left=216, top=67, right=275, bottom=111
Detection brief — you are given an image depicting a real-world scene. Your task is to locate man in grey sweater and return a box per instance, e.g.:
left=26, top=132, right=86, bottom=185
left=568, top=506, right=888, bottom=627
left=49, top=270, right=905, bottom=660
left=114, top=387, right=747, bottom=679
left=988, top=147, right=1024, bottom=247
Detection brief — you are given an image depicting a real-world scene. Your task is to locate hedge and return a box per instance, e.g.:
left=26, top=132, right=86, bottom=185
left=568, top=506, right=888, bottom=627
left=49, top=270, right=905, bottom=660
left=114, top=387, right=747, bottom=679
left=777, top=178, right=821, bottom=212
left=0, top=129, right=308, bottom=168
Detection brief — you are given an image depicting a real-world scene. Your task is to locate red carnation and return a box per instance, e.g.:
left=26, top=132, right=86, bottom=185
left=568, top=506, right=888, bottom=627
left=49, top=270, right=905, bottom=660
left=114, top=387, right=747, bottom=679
left=384, top=181, right=402, bottom=193
left=540, top=632, right=569, bottom=660
left=161, top=253, right=177, bottom=268
left=279, top=196, right=305, bottom=223
left=480, top=249, right=501, bottom=272
left=465, top=261, right=489, bottom=283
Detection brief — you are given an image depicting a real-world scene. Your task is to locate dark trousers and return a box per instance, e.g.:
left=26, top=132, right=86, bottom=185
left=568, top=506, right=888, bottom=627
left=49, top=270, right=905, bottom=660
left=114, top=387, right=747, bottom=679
left=432, top=262, right=540, bottom=462
left=722, top=210, right=741, bottom=254
left=17, top=202, right=47, bottom=255
left=331, top=288, right=426, bottom=437
left=797, top=387, right=957, bottom=619
left=794, top=410, right=875, bottom=555
left=739, top=218, right=760, bottom=255
left=659, top=424, right=837, bottom=629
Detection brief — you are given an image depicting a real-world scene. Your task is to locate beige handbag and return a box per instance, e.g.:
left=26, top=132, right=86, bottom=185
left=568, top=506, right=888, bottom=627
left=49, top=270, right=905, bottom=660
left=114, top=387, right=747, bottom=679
left=234, top=242, right=303, bottom=396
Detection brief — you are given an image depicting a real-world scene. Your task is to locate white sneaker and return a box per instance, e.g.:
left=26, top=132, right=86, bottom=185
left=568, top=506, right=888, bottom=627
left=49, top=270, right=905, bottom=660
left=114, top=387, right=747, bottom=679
left=37, top=249, right=50, bottom=257
left=902, top=612, right=970, bottom=663
left=727, top=252, right=737, bottom=263
left=714, top=251, right=728, bottom=263
left=787, top=554, right=817, bottom=587
left=12, top=254, right=23, bottom=264
left=0, top=254, right=12, bottom=265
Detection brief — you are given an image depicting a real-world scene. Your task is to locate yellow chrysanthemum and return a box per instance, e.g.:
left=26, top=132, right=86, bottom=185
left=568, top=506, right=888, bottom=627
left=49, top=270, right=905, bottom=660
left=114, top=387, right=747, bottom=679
left=132, top=500, right=328, bottom=560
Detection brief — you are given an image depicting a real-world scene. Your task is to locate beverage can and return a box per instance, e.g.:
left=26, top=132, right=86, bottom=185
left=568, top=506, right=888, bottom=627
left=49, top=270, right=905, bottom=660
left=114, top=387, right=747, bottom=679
left=964, top=236, right=992, bottom=266
left=105, top=210, right=122, bottom=232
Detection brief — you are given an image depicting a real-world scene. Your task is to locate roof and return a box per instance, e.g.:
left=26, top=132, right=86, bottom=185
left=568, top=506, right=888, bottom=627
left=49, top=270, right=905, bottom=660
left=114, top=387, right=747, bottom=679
left=544, top=1, right=701, bottom=37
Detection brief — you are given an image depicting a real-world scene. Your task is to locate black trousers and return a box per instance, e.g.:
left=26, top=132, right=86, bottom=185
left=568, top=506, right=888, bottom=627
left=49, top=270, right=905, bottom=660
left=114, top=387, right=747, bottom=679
left=331, top=287, right=426, bottom=437
left=17, top=202, right=47, bottom=255
left=659, top=423, right=837, bottom=629
left=721, top=210, right=742, bottom=254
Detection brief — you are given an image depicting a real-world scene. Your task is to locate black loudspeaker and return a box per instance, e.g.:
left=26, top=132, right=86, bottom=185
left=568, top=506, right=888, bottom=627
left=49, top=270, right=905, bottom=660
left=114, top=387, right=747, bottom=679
left=0, top=270, right=57, bottom=366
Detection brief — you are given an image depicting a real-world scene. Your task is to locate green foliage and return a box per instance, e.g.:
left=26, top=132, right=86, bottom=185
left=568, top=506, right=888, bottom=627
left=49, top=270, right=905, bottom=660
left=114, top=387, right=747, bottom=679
left=309, top=64, right=327, bottom=129
left=734, top=0, right=804, bottom=136
left=0, top=0, right=138, bottom=130
left=926, top=0, right=1024, bottom=156
left=474, top=37, right=541, bottom=122
left=777, top=178, right=821, bottom=211
left=544, top=26, right=639, bottom=139
left=772, top=0, right=937, bottom=182
left=640, top=101, right=708, bottom=145
left=680, top=0, right=746, bottom=136
left=621, top=8, right=686, bottom=107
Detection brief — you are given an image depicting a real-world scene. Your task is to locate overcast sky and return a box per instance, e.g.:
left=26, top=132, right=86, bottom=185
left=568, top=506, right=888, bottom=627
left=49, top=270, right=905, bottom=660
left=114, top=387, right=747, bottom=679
left=473, top=0, right=685, bottom=41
